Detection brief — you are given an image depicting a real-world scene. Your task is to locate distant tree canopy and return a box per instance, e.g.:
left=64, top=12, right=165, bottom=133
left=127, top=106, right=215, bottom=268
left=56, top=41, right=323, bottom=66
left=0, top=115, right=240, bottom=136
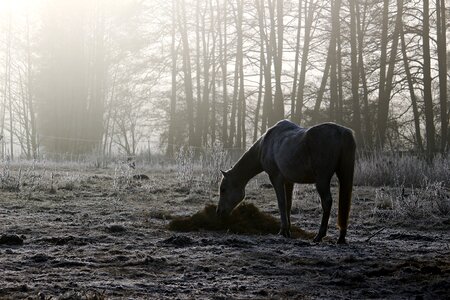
left=0, top=0, right=448, bottom=159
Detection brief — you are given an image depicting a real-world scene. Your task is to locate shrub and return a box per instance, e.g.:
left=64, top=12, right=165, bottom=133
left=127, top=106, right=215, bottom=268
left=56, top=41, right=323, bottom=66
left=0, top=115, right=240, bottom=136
left=175, top=146, right=195, bottom=188
left=112, top=162, right=134, bottom=191
left=201, top=142, right=231, bottom=186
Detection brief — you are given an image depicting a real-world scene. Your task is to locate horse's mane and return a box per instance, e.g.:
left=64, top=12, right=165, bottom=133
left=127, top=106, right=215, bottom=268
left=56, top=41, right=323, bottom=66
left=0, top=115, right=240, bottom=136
left=230, top=138, right=264, bottom=182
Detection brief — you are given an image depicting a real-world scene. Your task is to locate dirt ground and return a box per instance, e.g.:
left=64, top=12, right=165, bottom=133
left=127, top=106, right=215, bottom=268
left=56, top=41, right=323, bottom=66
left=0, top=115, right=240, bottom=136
left=0, top=165, right=449, bottom=299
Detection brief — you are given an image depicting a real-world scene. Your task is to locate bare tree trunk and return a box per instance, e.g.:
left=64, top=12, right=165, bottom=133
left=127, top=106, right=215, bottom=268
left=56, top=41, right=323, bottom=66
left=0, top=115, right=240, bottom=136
left=294, top=0, right=315, bottom=124
left=436, top=0, right=447, bottom=153
left=376, top=0, right=389, bottom=148
left=328, top=0, right=341, bottom=122
left=235, top=0, right=245, bottom=149
left=423, top=0, right=436, bottom=159
left=218, top=0, right=228, bottom=145
left=336, top=33, right=344, bottom=124
left=272, top=0, right=284, bottom=121
left=210, top=1, right=217, bottom=145
left=377, top=0, right=402, bottom=150
left=349, top=0, right=362, bottom=145
left=382, top=0, right=402, bottom=140
left=7, top=11, right=13, bottom=159
left=356, top=0, right=372, bottom=148
left=167, top=0, right=178, bottom=158
left=313, top=0, right=339, bottom=124
left=102, top=81, right=115, bottom=156
left=400, top=23, right=424, bottom=153
left=179, top=0, right=195, bottom=146
left=312, top=54, right=331, bottom=123
left=228, top=36, right=239, bottom=147
left=335, top=1, right=344, bottom=124
left=254, top=46, right=264, bottom=141
left=256, top=0, right=273, bottom=132
left=194, top=0, right=203, bottom=148
left=201, top=2, right=211, bottom=146
left=1, top=38, right=6, bottom=159
left=25, top=13, right=37, bottom=159
left=290, top=0, right=302, bottom=121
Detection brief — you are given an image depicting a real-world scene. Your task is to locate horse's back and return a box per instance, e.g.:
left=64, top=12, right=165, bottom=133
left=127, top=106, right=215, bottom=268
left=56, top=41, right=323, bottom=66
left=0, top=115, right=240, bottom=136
left=263, top=120, right=353, bottom=151
left=260, top=120, right=355, bottom=183
left=304, top=122, right=354, bottom=150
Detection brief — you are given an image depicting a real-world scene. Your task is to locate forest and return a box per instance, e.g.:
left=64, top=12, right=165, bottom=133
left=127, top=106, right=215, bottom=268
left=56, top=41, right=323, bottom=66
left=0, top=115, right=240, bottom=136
left=0, top=0, right=448, bottom=161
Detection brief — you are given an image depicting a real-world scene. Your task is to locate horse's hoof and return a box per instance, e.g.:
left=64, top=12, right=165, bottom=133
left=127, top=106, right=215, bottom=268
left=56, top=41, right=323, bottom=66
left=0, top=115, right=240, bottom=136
left=312, top=235, right=323, bottom=243
left=337, top=237, right=347, bottom=245
left=278, top=229, right=291, bottom=238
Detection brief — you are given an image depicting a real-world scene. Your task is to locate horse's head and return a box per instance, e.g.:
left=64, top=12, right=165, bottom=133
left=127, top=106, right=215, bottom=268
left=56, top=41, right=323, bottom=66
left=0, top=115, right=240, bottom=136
left=216, top=170, right=245, bottom=218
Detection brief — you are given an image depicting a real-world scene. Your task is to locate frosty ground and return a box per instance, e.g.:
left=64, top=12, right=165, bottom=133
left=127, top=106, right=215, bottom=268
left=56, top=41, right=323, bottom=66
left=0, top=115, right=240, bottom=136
left=0, top=162, right=449, bottom=299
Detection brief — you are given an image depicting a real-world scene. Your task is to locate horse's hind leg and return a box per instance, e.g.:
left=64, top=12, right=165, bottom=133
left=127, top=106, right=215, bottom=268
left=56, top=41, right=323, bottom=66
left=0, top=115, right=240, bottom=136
left=314, top=180, right=332, bottom=243
left=336, top=165, right=354, bottom=244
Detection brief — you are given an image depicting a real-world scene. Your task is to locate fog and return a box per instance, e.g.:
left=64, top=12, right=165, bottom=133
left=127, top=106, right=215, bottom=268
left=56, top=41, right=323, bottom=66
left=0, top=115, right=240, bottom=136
left=0, top=0, right=448, bottom=160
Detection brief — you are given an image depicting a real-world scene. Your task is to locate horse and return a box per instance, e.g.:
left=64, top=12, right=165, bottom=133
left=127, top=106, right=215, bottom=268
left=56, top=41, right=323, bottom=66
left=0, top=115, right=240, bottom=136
left=217, top=120, right=356, bottom=244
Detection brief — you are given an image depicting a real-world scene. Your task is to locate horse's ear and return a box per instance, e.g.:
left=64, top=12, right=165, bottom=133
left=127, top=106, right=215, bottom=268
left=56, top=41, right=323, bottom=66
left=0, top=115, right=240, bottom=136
left=220, top=169, right=228, bottom=177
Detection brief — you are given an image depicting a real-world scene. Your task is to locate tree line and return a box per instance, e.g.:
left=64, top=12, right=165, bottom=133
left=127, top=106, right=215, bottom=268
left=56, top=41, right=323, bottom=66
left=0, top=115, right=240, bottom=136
left=0, top=0, right=448, bottom=161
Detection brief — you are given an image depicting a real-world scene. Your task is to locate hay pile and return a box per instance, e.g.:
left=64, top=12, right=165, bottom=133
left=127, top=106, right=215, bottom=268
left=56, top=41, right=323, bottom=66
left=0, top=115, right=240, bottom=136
left=168, top=203, right=314, bottom=239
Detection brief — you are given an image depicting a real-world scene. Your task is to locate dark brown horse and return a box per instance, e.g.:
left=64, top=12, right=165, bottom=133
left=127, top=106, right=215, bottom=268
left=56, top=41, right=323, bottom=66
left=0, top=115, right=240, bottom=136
left=217, top=120, right=356, bottom=244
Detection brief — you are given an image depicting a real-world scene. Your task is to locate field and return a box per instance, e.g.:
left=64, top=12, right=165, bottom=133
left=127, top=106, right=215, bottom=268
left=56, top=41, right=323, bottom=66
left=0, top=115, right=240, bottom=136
left=0, top=158, right=449, bottom=299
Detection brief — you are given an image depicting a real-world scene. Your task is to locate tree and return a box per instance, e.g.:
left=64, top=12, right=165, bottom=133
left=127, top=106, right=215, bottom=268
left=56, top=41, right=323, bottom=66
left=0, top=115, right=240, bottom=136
left=422, top=0, right=436, bottom=159
left=436, top=0, right=447, bottom=153
left=178, top=0, right=195, bottom=146
left=376, top=0, right=389, bottom=148
left=376, top=0, right=402, bottom=150
left=312, top=0, right=341, bottom=124
left=294, top=0, right=316, bottom=124
left=400, top=22, right=423, bottom=153
left=24, top=11, right=38, bottom=159
left=272, top=0, right=284, bottom=122
left=2, top=7, right=12, bottom=159
left=218, top=0, right=228, bottom=144
left=356, top=0, right=373, bottom=148
left=256, top=0, right=273, bottom=132
left=349, top=0, right=362, bottom=145
left=290, top=0, right=302, bottom=120
left=166, top=0, right=178, bottom=158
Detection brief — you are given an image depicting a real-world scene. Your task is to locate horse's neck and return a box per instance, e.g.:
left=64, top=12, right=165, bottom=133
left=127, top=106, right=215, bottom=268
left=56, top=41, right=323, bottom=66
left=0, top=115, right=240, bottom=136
left=231, top=141, right=263, bottom=186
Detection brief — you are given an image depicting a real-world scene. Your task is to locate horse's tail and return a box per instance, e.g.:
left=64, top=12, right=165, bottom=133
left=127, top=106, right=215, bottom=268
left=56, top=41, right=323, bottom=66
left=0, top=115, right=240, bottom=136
left=336, top=129, right=356, bottom=232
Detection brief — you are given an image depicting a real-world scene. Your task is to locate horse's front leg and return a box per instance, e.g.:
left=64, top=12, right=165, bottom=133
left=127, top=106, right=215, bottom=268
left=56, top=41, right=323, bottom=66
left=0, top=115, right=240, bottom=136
left=285, top=182, right=294, bottom=231
left=314, top=180, right=333, bottom=243
left=270, top=175, right=291, bottom=238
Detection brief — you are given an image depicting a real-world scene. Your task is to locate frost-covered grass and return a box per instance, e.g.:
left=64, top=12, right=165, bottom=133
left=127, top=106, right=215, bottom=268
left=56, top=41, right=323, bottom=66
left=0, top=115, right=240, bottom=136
left=372, top=181, right=450, bottom=225
left=355, top=152, right=450, bottom=187
left=0, top=159, right=86, bottom=197
left=1, top=150, right=448, bottom=227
